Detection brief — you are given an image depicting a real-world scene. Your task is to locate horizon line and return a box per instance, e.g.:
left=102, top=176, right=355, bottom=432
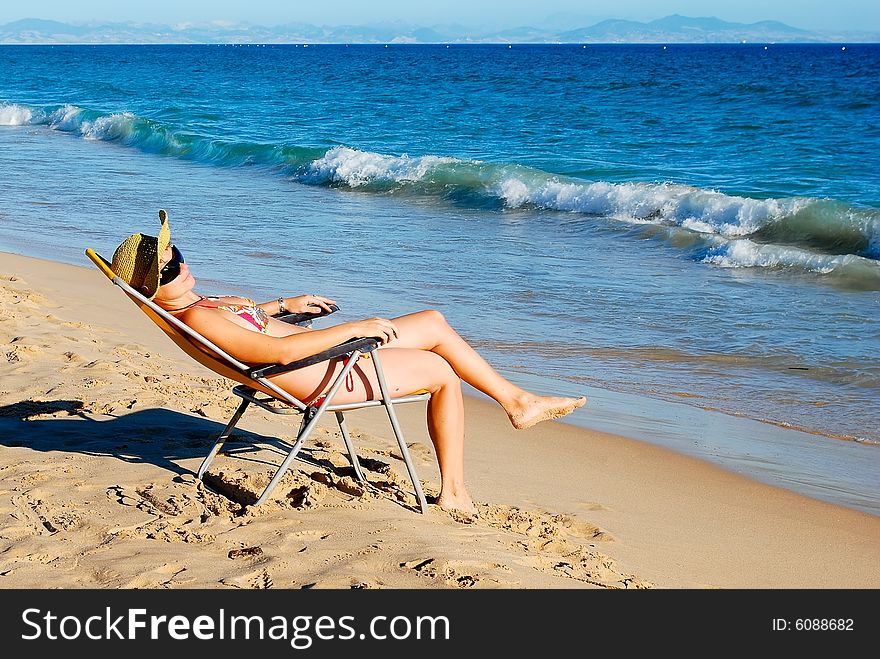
left=1, top=40, right=876, bottom=46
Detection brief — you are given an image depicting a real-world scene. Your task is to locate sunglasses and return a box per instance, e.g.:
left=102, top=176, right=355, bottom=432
left=159, top=244, right=185, bottom=283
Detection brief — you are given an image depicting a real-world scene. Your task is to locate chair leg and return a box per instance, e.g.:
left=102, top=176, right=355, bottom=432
left=252, top=352, right=362, bottom=507
left=336, top=411, right=367, bottom=482
left=197, top=398, right=250, bottom=479
left=370, top=351, right=429, bottom=514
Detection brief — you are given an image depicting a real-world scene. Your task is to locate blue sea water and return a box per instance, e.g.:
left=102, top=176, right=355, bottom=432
left=1, top=43, right=878, bottom=514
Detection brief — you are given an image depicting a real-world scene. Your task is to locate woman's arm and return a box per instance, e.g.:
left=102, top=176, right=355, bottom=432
left=255, top=294, right=337, bottom=317
left=183, top=307, right=396, bottom=365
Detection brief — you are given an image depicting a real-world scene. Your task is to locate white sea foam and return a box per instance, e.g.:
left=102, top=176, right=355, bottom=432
left=80, top=112, right=136, bottom=141
left=4, top=101, right=874, bottom=263
left=497, top=176, right=805, bottom=238
left=0, top=104, right=34, bottom=126
left=48, top=105, right=85, bottom=131
left=305, top=146, right=455, bottom=186
left=702, top=237, right=863, bottom=273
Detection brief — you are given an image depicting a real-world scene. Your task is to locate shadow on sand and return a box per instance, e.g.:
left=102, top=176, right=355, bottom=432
left=0, top=399, right=342, bottom=498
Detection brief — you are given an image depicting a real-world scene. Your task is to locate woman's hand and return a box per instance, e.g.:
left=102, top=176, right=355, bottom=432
left=282, top=294, right=337, bottom=315
left=345, top=317, right=399, bottom=345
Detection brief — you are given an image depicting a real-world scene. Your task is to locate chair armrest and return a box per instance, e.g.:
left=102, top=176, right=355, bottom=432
left=274, top=304, right=339, bottom=326
left=248, top=337, right=379, bottom=379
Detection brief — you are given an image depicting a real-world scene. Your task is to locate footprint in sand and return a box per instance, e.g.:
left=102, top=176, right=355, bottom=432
left=285, top=529, right=331, bottom=541
left=123, top=563, right=189, bottom=588
left=398, top=557, right=508, bottom=588
left=202, top=467, right=318, bottom=510
left=389, top=442, right=433, bottom=462
left=522, top=543, right=652, bottom=589
left=578, top=501, right=611, bottom=512
left=309, top=471, right=367, bottom=498
left=10, top=493, right=59, bottom=535
left=4, top=290, right=50, bottom=308
left=470, top=504, right=648, bottom=588
left=479, top=504, right=614, bottom=542
left=31, top=501, right=82, bottom=533
left=220, top=568, right=274, bottom=589
left=357, top=456, right=392, bottom=475
left=80, top=377, right=110, bottom=388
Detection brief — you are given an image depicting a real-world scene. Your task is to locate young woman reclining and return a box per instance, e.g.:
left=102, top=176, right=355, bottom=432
left=110, top=210, right=586, bottom=515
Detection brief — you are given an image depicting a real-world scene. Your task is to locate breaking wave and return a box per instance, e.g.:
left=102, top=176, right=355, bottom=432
left=3, top=100, right=878, bottom=287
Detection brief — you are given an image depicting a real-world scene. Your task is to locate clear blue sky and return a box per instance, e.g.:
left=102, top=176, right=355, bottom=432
left=2, top=1, right=878, bottom=32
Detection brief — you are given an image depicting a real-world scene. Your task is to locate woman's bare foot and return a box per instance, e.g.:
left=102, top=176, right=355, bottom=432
left=506, top=393, right=587, bottom=430
left=435, top=492, right=478, bottom=516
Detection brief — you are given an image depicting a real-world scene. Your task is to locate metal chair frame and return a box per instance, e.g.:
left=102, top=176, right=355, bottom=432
left=85, top=248, right=431, bottom=512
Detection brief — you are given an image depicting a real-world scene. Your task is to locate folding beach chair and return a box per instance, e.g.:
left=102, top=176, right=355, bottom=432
left=85, top=248, right=431, bottom=513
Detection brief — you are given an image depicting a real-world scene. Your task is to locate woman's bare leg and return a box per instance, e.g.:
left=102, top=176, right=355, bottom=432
left=271, top=348, right=476, bottom=514
left=390, top=310, right=586, bottom=429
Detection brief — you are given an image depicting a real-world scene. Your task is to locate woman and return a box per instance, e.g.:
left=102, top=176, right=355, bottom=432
left=111, top=211, right=586, bottom=514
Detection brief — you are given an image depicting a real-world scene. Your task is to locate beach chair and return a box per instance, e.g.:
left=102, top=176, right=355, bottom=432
left=85, top=248, right=431, bottom=513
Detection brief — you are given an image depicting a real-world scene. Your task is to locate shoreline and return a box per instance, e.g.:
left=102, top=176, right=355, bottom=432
left=1, top=118, right=877, bottom=494
left=2, top=250, right=879, bottom=588
left=5, top=242, right=877, bottom=518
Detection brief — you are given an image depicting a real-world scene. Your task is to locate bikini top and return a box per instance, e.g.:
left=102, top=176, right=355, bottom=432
left=172, top=295, right=270, bottom=334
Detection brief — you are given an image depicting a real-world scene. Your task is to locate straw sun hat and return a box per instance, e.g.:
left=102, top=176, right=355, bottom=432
left=111, top=209, right=171, bottom=299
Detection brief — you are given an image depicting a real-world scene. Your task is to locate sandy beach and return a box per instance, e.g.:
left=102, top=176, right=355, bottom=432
left=1, top=250, right=878, bottom=590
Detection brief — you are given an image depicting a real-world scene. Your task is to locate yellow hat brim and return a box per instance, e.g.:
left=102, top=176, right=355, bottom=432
left=110, top=210, right=171, bottom=299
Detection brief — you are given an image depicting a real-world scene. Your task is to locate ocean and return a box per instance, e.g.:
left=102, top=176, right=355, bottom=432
left=1, top=43, right=878, bottom=514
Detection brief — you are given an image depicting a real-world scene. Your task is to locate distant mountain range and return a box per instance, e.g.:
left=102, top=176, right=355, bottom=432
left=0, top=15, right=877, bottom=44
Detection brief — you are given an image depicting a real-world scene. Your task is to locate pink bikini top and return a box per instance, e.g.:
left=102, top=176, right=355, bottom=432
left=186, top=295, right=270, bottom=333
